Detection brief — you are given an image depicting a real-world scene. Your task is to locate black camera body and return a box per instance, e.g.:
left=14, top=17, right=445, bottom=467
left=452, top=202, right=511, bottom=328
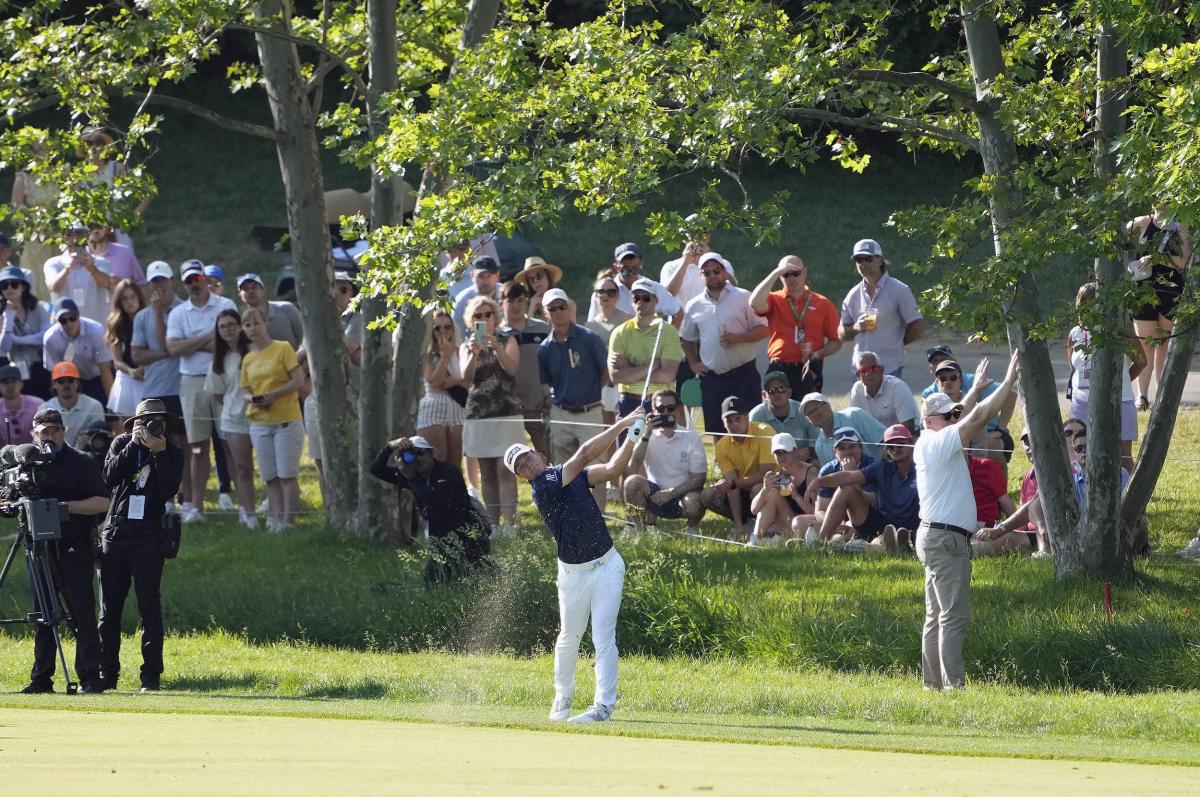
left=0, top=443, right=55, bottom=502
left=76, top=427, right=115, bottom=460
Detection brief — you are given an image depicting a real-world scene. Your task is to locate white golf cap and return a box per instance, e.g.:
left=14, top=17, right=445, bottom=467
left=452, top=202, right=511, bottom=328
left=852, top=239, right=883, bottom=258
left=799, top=392, right=828, bottom=411
left=146, top=261, right=173, bottom=281
left=698, top=252, right=732, bottom=273
left=922, top=392, right=963, bottom=417
left=504, top=443, right=534, bottom=474
left=542, top=287, right=570, bottom=308
left=408, top=436, right=434, bottom=450
left=629, top=277, right=658, bottom=296
left=770, top=433, right=797, bottom=453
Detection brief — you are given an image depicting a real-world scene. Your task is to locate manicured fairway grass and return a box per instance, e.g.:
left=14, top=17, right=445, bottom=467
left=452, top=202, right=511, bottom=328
left=3, top=705, right=1198, bottom=796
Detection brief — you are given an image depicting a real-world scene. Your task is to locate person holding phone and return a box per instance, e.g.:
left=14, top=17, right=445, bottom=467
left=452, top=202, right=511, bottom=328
left=460, top=295, right=524, bottom=531
left=240, top=306, right=304, bottom=532
left=43, top=221, right=113, bottom=327
left=621, top=389, right=707, bottom=533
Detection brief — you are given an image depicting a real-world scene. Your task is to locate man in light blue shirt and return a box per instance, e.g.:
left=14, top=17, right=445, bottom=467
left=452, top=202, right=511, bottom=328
left=748, top=371, right=818, bottom=449
left=799, top=391, right=885, bottom=465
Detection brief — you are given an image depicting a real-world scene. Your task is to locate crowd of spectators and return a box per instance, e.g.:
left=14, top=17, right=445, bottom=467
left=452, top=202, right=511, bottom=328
left=0, top=211, right=1190, bottom=561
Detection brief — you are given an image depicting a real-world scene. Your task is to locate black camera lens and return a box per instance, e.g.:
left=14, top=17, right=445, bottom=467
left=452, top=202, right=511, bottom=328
left=400, top=449, right=417, bottom=464
left=145, top=418, right=165, bottom=437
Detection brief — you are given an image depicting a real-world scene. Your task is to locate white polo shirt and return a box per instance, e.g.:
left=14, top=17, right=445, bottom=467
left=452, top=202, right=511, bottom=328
left=38, top=394, right=106, bottom=447
left=679, top=284, right=766, bottom=374
left=848, top=374, right=920, bottom=427
left=644, top=429, right=707, bottom=490
left=166, top=293, right=237, bottom=376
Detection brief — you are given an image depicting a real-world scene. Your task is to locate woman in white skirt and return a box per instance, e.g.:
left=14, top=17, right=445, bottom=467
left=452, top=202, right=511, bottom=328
left=418, top=309, right=468, bottom=468
left=207, top=308, right=257, bottom=529
left=460, top=295, right=524, bottom=528
left=104, top=279, right=146, bottom=431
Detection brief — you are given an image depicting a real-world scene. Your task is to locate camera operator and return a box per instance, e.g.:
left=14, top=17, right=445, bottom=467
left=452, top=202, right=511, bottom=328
left=18, top=408, right=110, bottom=694
left=369, top=436, right=492, bottom=586
left=97, top=399, right=184, bottom=692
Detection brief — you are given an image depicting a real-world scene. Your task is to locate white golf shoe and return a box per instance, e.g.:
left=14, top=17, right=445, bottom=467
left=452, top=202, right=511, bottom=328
left=567, top=703, right=612, bottom=723
left=548, top=697, right=572, bottom=721
left=218, top=492, right=236, bottom=511
left=1177, top=537, right=1200, bottom=559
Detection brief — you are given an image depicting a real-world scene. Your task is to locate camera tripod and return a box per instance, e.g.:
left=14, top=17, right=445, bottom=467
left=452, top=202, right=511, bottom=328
left=0, top=499, right=77, bottom=695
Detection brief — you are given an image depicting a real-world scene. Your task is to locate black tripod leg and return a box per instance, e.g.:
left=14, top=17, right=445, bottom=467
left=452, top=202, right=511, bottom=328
left=30, top=542, right=78, bottom=694
left=0, top=533, right=21, bottom=593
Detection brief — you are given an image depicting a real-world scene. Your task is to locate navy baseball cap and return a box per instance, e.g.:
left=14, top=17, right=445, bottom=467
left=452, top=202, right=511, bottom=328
left=721, top=396, right=751, bottom=418
left=472, top=255, right=500, bottom=273
left=53, top=297, right=79, bottom=320
left=926, top=344, right=955, bottom=363
left=614, top=242, right=642, bottom=261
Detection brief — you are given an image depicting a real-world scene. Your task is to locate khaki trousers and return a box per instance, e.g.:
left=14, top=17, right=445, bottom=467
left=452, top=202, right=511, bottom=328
left=915, top=526, right=972, bottom=689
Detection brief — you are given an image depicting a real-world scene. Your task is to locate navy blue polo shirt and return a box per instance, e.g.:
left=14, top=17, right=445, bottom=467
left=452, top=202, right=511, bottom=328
left=817, top=453, right=876, bottom=499
left=860, top=459, right=920, bottom=529
left=538, top=324, right=608, bottom=407
left=530, top=465, right=613, bottom=564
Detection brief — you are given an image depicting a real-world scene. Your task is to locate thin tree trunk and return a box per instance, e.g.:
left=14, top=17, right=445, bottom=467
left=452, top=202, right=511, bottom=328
left=254, top=0, right=356, bottom=528
left=1080, top=24, right=1132, bottom=574
left=390, top=0, right=502, bottom=436
left=960, top=1, right=1079, bottom=567
left=357, top=0, right=402, bottom=541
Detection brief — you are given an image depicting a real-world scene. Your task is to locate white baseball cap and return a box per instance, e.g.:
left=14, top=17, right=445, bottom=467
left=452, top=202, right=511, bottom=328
left=770, top=433, right=797, bottom=453
left=408, top=436, right=434, bottom=450
left=542, top=288, right=570, bottom=309
left=504, top=443, right=534, bottom=474
left=923, top=392, right=963, bottom=417
left=629, top=277, right=658, bottom=297
left=799, top=392, right=828, bottom=411
left=698, top=252, right=732, bottom=273
left=146, top=261, right=173, bottom=281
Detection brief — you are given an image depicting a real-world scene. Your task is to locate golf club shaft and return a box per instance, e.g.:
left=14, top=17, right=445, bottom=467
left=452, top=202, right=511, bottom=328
left=639, top=317, right=667, bottom=406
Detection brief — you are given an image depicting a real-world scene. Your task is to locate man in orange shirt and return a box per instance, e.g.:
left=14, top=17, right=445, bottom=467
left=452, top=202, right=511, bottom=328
left=748, top=255, right=841, bottom=399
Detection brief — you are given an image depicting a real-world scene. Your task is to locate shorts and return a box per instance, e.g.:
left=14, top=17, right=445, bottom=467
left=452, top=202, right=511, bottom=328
left=180, top=374, right=218, bottom=443
left=712, top=486, right=753, bottom=524
left=220, top=414, right=250, bottom=437
left=106, top=370, right=145, bottom=416
left=1133, top=265, right=1185, bottom=321
left=1069, top=396, right=1137, bottom=442
left=600, top=385, right=620, bottom=413
left=644, top=481, right=697, bottom=520
left=462, top=416, right=526, bottom=458
left=417, top=390, right=466, bottom=429
left=853, top=504, right=888, bottom=541
left=249, top=421, right=305, bottom=481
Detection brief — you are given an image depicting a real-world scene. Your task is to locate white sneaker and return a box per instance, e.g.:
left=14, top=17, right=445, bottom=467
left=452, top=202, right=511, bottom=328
left=239, top=509, right=259, bottom=530
left=1031, top=550, right=1053, bottom=560
left=257, top=498, right=270, bottom=514
left=746, top=533, right=760, bottom=547
left=181, top=505, right=204, bottom=524
left=164, top=501, right=180, bottom=515
left=1177, top=537, right=1200, bottom=559
left=218, top=493, right=235, bottom=511
left=265, top=517, right=291, bottom=534
left=567, top=703, right=612, bottom=723
left=548, top=697, right=572, bottom=721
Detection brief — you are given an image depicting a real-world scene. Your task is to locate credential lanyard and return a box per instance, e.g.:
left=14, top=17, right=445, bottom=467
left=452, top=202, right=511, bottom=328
left=786, top=290, right=814, bottom=328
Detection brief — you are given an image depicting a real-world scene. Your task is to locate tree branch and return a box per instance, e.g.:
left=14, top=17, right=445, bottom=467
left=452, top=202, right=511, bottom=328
left=124, top=91, right=281, bottom=142
left=227, top=21, right=369, bottom=99
left=781, top=106, right=978, bottom=150
left=839, top=68, right=982, bottom=111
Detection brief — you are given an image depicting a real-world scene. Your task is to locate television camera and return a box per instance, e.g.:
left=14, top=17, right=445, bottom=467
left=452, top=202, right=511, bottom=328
left=0, top=441, right=79, bottom=693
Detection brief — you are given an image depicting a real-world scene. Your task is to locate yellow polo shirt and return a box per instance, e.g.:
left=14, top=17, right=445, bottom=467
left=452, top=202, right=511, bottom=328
left=715, top=421, right=775, bottom=478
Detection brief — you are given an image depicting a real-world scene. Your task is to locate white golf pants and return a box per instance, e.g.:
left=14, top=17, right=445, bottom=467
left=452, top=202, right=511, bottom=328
left=554, top=546, right=625, bottom=708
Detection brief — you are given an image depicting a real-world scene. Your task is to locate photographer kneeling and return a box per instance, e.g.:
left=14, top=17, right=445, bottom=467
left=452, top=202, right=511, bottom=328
left=19, top=408, right=110, bottom=694
left=370, top=436, right=492, bottom=586
left=97, top=399, right=184, bottom=692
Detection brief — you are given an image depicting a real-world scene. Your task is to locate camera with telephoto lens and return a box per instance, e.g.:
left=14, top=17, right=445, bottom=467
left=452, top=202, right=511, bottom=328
left=76, top=426, right=114, bottom=461
left=144, top=418, right=165, bottom=438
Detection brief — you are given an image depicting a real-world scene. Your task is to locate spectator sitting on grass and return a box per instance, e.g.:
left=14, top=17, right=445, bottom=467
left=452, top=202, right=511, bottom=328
left=748, top=432, right=818, bottom=546
left=370, top=435, right=492, bottom=587
left=748, top=370, right=818, bottom=450
left=1069, top=425, right=1150, bottom=555
left=622, top=389, right=707, bottom=535
left=700, top=396, right=773, bottom=541
left=973, top=427, right=1042, bottom=557
left=799, top=392, right=884, bottom=465
left=931, top=358, right=1016, bottom=473
left=804, top=426, right=907, bottom=552
left=848, top=350, right=919, bottom=433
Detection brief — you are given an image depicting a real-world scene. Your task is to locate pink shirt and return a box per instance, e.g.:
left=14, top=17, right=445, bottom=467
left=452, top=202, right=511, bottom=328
left=0, top=394, right=44, bottom=445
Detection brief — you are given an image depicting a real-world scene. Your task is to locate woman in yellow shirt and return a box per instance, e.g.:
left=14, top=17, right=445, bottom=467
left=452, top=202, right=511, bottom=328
left=240, top=306, right=304, bottom=531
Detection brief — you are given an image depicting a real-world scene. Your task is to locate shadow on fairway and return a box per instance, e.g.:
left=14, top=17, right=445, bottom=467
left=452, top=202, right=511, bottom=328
left=297, top=679, right=389, bottom=699
left=165, top=674, right=390, bottom=701
left=619, top=717, right=882, bottom=737
left=168, top=673, right=267, bottom=692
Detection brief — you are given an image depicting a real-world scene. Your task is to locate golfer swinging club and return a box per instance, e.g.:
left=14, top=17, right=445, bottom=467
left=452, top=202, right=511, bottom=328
left=505, top=407, right=647, bottom=723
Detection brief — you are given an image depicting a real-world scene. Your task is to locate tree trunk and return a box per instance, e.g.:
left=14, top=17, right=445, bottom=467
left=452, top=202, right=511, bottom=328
left=356, top=0, right=402, bottom=541
left=1078, top=24, right=1132, bottom=574
left=390, top=0, right=502, bottom=437
left=254, top=0, right=356, bottom=529
left=959, top=1, right=1079, bottom=565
